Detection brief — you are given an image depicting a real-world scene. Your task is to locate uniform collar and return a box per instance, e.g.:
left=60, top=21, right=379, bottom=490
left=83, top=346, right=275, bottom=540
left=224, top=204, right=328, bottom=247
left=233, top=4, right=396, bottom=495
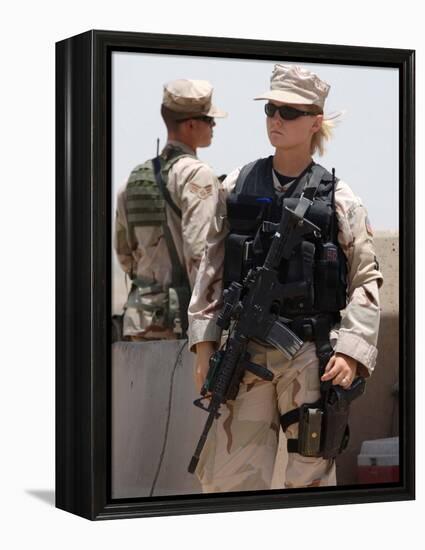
left=165, top=140, right=197, bottom=157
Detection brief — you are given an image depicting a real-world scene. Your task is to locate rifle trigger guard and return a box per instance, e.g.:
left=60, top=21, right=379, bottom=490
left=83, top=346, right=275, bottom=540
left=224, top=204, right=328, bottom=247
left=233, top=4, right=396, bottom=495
left=193, top=397, right=221, bottom=418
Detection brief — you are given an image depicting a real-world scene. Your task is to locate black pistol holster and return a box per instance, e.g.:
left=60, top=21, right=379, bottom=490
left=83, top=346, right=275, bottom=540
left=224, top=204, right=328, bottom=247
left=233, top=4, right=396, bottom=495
left=280, top=315, right=366, bottom=459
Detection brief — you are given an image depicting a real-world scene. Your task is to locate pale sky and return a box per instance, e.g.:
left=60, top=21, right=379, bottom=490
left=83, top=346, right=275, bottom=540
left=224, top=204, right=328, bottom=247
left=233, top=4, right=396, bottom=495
left=111, top=52, right=399, bottom=312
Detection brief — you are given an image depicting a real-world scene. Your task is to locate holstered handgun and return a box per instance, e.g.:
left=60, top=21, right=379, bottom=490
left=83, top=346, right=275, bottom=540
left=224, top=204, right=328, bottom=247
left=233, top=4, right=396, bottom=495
left=320, top=377, right=366, bottom=458
left=292, top=377, right=366, bottom=458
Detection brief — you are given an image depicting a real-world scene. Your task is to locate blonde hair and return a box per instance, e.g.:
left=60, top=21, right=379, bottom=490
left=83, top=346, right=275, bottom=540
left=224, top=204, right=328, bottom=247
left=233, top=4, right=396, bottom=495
left=311, top=117, right=336, bottom=156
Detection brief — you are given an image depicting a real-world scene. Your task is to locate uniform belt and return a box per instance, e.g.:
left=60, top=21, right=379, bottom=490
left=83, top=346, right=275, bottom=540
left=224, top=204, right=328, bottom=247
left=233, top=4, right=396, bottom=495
left=288, top=318, right=316, bottom=342
left=252, top=319, right=315, bottom=349
left=288, top=314, right=338, bottom=342
left=252, top=316, right=332, bottom=350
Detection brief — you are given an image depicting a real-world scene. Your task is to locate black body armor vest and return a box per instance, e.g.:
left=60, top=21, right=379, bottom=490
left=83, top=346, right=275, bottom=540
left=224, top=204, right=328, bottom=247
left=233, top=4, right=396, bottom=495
left=223, top=157, right=347, bottom=318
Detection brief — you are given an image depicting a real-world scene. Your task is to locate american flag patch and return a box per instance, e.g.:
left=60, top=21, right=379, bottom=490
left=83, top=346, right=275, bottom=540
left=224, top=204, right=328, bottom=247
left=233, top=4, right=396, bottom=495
left=325, top=247, right=338, bottom=262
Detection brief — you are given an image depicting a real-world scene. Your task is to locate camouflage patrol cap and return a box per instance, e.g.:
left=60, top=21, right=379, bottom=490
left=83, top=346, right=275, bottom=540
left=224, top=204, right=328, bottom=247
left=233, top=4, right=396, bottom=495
left=162, top=79, right=227, bottom=121
left=254, top=64, right=330, bottom=110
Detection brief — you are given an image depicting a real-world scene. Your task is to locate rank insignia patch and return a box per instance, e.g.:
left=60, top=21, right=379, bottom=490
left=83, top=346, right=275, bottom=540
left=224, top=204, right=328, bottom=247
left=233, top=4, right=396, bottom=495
left=189, top=182, right=213, bottom=199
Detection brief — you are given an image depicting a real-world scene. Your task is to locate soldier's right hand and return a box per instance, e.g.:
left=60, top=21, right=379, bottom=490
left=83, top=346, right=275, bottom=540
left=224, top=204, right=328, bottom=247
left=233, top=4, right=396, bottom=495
left=194, top=341, right=216, bottom=393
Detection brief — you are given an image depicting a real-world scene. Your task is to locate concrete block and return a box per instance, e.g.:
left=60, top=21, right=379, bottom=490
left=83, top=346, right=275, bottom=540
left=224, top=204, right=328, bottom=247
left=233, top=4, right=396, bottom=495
left=111, top=340, right=204, bottom=497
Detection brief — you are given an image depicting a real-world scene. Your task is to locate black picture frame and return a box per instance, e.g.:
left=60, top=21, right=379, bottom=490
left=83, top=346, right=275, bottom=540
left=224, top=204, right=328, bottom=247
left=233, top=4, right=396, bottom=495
left=56, top=29, right=415, bottom=520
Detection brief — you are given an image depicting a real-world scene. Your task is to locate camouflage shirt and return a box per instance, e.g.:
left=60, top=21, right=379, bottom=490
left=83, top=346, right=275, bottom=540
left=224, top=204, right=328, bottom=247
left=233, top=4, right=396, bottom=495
left=115, top=140, right=219, bottom=337
left=188, top=166, right=383, bottom=375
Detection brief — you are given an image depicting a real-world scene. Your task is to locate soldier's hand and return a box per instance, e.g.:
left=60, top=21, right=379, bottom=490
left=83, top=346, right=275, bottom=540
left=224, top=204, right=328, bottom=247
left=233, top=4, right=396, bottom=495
left=320, top=353, right=358, bottom=389
left=194, top=341, right=216, bottom=393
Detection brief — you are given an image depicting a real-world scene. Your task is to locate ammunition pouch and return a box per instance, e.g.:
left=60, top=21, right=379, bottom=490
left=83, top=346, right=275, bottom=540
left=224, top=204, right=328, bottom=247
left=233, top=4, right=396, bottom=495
left=223, top=194, right=274, bottom=288
left=314, top=242, right=347, bottom=313
left=297, top=404, right=323, bottom=457
left=125, top=278, right=188, bottom=337
left=223, top=234, right=254, bottom=287
left=224, top=199, right=347, bottom=314
left=279, top=241, right=316, bottom=315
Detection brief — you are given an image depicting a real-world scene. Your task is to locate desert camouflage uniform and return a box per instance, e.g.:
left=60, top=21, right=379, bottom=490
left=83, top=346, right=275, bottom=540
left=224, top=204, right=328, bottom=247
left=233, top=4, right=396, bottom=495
left=115, top=140, right=219, bottom=339
left=188, top=167, right=383, bottom=492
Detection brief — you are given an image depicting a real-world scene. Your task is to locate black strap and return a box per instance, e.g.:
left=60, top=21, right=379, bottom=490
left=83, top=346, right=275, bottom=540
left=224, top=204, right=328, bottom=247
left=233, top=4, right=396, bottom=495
left=281, top=395, right=322, bottom=432
left=312, top=315, right=335, bottom=383
left=152, top=156, right=182, bottom=219
left=287, top=439, right=299, bottom=454
left=152, top=157, right=189, bottom=290
left=301, top=165, right=326, bottom=201
left=281, top=409, right=300, bottom=432
left=330, top=168, right=338, bottom=241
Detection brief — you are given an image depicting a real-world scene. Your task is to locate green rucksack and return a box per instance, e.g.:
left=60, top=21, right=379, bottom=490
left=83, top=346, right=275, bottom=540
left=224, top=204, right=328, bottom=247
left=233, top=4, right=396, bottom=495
left=124, top=145, right=193, bottom=337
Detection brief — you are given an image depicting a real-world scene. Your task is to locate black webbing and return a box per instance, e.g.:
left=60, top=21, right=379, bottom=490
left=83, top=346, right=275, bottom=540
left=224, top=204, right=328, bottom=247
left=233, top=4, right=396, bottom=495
left=287, top=439, right=299, bottom=454
left=301, top=165, right=326, bottom=201
left=152, top=156, right=182, bottom=219
left=281, top=409, right=300, bottom=432
left=152, top=156, right=189, bottom=290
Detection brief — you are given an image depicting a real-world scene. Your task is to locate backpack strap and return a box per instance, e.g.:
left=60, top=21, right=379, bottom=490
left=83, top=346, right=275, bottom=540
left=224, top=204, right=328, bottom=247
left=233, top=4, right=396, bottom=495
left=152, top=156, right=188, bottom=286
left=152, top=156, right=182, bottom=219
left=152, top=157, right=191, bottom=335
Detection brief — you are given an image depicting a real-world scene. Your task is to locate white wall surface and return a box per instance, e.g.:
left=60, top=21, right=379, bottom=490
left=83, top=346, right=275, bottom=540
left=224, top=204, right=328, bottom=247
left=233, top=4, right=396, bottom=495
left=0, top=1, right=423, bottom=549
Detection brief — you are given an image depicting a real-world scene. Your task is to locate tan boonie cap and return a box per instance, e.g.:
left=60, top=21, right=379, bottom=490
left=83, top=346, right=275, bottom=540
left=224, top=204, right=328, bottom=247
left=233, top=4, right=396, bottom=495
left=162, top=79, right=227, bottom=121
left=255, top=64, right=330, bottom=110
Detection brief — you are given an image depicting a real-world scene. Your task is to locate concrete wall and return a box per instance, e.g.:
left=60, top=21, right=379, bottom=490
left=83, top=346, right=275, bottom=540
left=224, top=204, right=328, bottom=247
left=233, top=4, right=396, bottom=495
left=111, top=232, right=399, bottom=496
left=111, top=340, right=204, bottom=497
left=336, top=231, right=399, bottom=484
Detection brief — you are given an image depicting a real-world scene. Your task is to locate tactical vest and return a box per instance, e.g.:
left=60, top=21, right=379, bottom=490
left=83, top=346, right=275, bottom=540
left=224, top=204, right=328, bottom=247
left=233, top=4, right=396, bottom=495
left=126, top=144, right=192, bottom=238
left=124, top=144, right=194, bottom=336
left=223, top=156, right=347, bottom=319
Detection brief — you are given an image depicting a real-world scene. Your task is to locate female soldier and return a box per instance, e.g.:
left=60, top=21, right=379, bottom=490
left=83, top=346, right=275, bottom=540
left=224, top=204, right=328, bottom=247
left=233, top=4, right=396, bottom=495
left=188, top=64, right=382, bottom=493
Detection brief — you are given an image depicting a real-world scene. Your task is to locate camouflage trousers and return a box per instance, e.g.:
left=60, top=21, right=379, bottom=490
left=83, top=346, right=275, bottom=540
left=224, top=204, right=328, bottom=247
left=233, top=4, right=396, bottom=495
left=195, top=340, right=336, bottom=493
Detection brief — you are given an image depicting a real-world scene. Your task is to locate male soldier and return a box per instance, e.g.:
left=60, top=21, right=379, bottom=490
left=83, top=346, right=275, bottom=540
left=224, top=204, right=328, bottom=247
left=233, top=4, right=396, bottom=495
left=188, top=65, right=383, bottom=492
left=115, top=79, right=226, bottom=340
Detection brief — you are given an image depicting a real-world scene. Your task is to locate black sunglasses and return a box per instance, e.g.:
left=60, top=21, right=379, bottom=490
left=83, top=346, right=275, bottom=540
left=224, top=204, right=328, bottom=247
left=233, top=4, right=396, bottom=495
left=264, top=103, right=315, bottom=120
left=179, top=115, right=215, bottom=126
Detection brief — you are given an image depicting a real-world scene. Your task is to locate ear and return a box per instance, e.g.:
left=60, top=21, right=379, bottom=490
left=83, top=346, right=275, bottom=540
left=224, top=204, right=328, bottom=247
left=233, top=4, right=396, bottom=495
left=186, top=119, right=196, bottom=130
left=311, top=114, right=323, bottom=134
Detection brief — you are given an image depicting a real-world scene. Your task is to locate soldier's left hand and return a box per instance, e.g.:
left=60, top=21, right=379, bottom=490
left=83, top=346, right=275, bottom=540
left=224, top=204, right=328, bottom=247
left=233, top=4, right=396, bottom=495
left=321, top=353, right=358, bottom=388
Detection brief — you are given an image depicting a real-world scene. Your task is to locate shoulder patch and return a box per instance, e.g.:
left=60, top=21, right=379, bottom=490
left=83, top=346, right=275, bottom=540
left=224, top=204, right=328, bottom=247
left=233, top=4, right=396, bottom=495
left=189, top=182, right=213, bottom=199
left=365, top=216, right=374, bottom=236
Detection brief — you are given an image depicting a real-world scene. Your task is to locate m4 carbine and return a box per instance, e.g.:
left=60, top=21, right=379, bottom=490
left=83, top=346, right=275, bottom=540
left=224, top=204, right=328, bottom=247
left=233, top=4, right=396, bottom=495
left=188, top=195, right=320, bottom=474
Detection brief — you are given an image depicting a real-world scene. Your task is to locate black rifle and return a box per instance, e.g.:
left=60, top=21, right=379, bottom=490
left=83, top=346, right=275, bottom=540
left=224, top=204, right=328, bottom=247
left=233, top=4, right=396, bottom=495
left=188, top=195, right=320, bottom=474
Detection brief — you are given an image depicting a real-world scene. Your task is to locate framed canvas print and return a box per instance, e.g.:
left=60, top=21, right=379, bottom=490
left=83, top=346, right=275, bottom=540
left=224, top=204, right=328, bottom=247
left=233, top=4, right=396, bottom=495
left=56, top=30, right=415, bottom=520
